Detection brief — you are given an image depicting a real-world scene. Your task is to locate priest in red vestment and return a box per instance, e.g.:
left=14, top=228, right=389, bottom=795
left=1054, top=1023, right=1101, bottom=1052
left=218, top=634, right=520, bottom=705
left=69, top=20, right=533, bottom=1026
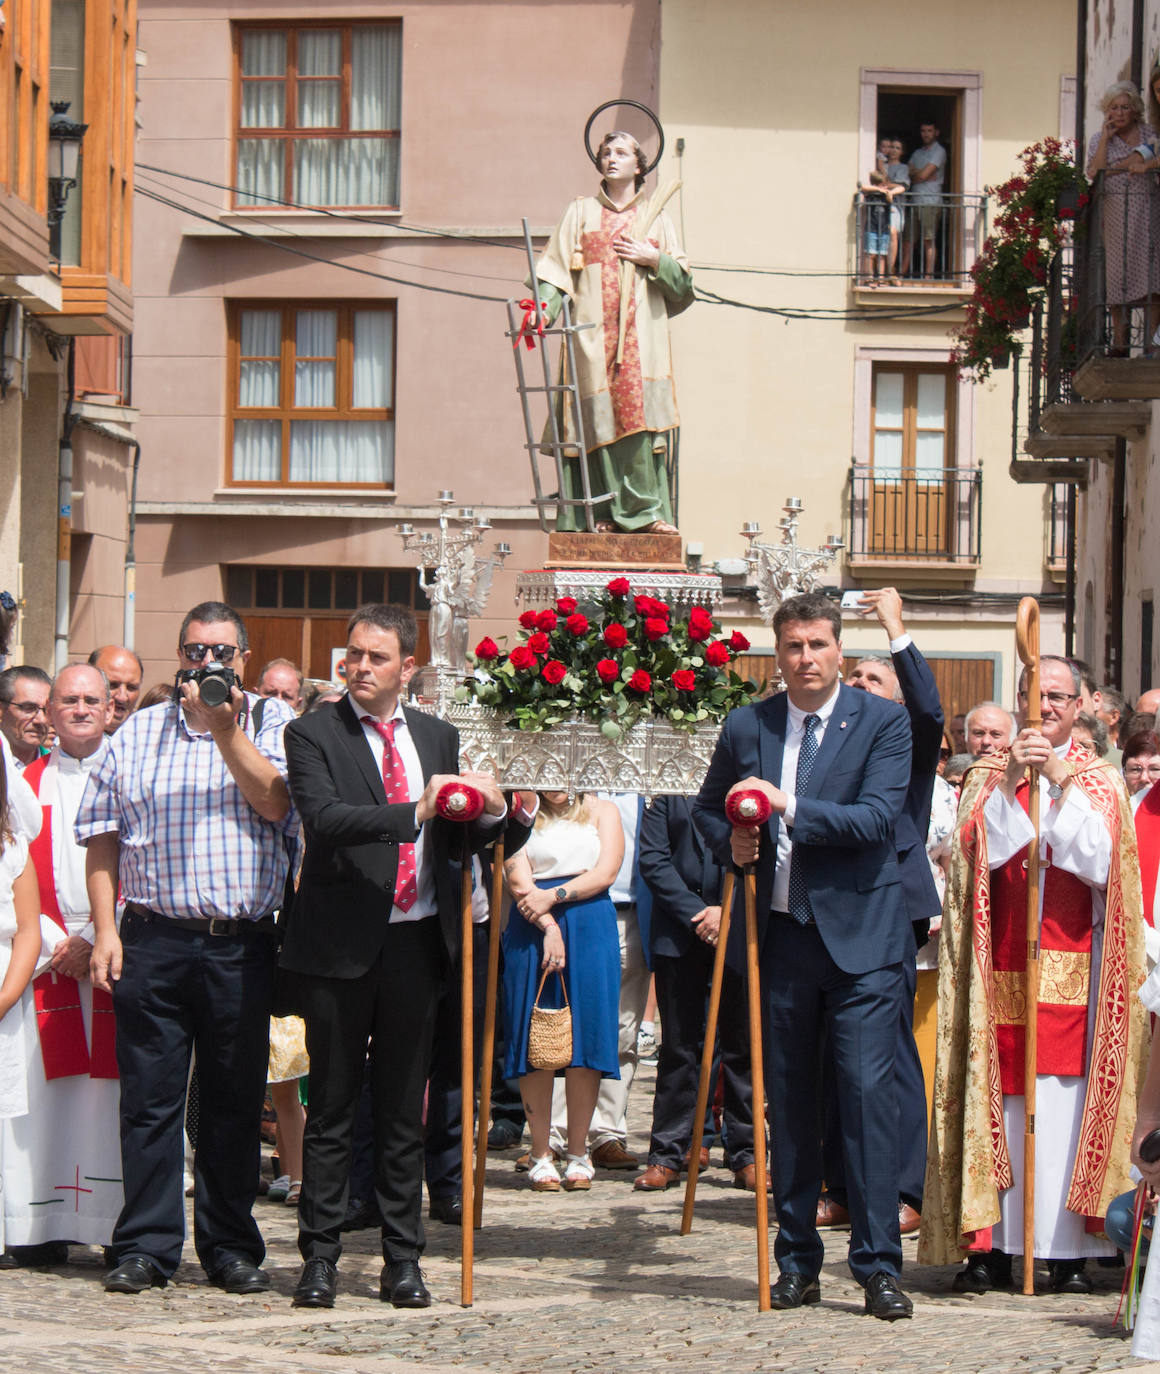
left=919, top=656, right=1147, bottom=1294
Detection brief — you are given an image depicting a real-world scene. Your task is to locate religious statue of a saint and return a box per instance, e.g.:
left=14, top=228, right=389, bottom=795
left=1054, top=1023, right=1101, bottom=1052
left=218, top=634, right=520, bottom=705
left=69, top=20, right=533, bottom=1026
left=532, top=129, right=693, bottom=535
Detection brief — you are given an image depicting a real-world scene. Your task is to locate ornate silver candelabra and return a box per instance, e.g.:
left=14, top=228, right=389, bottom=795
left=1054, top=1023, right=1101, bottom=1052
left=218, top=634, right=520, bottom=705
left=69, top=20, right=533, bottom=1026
left=741, top=497, right=843, bottom=625
left=396, top=492, right=511, bottom=703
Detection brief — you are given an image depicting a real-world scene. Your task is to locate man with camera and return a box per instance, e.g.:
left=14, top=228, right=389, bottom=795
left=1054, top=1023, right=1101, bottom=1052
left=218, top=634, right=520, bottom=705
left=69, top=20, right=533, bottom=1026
left=79, top=600, right=297, bottom=1296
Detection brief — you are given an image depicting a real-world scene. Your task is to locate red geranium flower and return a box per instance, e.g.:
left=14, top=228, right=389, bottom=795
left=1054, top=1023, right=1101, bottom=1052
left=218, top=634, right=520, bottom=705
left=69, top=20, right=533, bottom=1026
left=596, top=658, right=619, bottom=684
left=518, top=610, right=538, bottom=630
left=729, top=630, right=751, bottom=652
left=556, top=596, right=577, bottom=615
left=607, top=577, right=631, bottom=597
left=565, top=612, right=589, bottom=636
left=509, top=645, right=537, bottom=670
left=536, top=609, right=558, bottom=631
left=628, top=669, right=652, bottom=694
left=474, top=637, right=499, bottom=661
left=603, top=623, right=629, bottom=649
left=527, top=632, right=551, bottom=654
left=644, top=617, right=669, bottom=641
left=671, top=669, right=696, bottom=692
left=541, top=659, right=567, bottom=685
left=705, top=641, right=730, bottom=667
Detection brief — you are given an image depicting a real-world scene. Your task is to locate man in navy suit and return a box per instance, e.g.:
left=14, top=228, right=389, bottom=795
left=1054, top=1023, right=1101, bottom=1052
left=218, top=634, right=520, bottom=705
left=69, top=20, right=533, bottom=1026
left=694, top=591, right=914, bottom=1320
left=818, top=588, right=943, bottom=1235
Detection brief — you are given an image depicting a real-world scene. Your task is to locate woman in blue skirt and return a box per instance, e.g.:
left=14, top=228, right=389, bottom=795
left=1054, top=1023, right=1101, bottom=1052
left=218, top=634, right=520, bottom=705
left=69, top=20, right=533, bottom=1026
left=502, top=792, right=623, bottom=1192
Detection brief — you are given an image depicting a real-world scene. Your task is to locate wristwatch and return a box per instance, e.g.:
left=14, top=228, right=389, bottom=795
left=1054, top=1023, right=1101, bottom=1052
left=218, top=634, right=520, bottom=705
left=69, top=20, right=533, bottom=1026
left=555, top=886, right=568, bottom=903
left=1047, top=780, right=1064, bottom=800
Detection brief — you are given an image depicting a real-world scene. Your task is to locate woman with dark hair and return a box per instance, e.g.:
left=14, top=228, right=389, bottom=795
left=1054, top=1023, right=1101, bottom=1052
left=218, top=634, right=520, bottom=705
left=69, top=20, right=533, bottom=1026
left=501, top=791, right=623, bottom=1192
left=532, top=130, right=693, bottom=535
left=1124, top=728, right=1160, bottom=800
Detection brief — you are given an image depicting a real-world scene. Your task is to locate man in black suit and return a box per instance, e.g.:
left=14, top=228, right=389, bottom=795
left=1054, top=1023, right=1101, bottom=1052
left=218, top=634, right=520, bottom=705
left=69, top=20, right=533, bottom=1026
left=634, top=794, right=755, bottom=1191
left=279, top=603, right=507, bottom=1310
left=818, top=588, right=943, bottom=1236
left=694, top=591, right=914, bottom=1320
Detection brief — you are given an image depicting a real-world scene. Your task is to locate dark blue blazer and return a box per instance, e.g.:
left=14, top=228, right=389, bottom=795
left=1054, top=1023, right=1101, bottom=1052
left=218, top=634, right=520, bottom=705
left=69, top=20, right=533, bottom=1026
left=890, top=640, right=944, bottom=940
left=693, top=683, right=912, bottom=977
left=638, top=794, right=727, bottom=962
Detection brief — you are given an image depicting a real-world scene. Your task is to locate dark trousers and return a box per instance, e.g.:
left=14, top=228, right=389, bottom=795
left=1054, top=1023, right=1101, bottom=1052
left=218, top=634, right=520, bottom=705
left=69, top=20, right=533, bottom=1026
left=111, top=911, right=275, bottom=1277
left=297, top=916, right=444, bottom=1265
left=764, top=919, right=904, bottom=1286
left=425, top=922, right=489, bottom=1198
left=648, top=947, right=755, bottom=1170
left=821, top=955, right=927, bottom=1210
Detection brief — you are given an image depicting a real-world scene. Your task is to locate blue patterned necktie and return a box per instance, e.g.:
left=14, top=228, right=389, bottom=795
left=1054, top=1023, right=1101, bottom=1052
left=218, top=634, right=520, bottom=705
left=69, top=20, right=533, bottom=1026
left=787, top=713, right=820, bottom=925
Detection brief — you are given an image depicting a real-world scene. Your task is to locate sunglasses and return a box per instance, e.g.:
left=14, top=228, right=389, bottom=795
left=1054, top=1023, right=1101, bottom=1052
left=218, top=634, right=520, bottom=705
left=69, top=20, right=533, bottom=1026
left=182, top=642, right=240, bottom=664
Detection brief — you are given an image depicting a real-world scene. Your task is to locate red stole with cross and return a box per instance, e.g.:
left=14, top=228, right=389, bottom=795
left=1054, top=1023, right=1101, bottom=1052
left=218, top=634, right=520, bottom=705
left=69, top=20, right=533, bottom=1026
left=24, top=755, right=118, bottom=1081
left=989, top=773, right=1093, bottom=1094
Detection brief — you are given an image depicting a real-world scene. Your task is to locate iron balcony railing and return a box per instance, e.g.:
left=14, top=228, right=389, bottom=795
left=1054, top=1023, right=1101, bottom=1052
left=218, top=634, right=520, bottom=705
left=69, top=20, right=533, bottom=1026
left=1074, top=168, right=1160, bottom=360
left=1047, top=482, right=1071, bottom=571
left=847, top=463, right=982, bottom=563
left=852, top=190, right=988, bottom=287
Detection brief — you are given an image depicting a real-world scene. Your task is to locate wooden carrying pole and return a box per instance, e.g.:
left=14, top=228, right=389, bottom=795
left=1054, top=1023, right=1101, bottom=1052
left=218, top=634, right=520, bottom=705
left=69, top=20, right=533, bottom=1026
left=472, top=832, right=506, bottom=1230
left=1015, top=595, right=1042, bottom=1295
left=459, top=833, right=475, bottom=1307
left=680, top=866, right=735, bottom=1235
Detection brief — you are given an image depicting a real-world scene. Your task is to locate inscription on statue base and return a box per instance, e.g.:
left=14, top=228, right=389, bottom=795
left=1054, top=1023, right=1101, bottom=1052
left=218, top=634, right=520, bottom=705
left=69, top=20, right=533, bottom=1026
left=546, top=531, right=684, bottom=571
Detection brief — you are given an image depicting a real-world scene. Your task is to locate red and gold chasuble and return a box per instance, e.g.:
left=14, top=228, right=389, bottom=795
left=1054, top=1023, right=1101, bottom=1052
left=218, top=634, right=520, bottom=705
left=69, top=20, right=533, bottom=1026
left=24, top=755, right=117, bottom=1081
left=579, top=206, right=656, bottom=443
left=989, top=775, right=1093, bottom=1093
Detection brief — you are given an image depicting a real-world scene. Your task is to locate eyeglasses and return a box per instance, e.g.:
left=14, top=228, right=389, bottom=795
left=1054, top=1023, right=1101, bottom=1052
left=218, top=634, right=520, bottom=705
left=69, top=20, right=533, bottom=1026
left=9, top=700, right=48, bottom=717
left=181, top=643, right=239, bottom=664
left=1017, top=690, right=1079, bottom=708
left=1125, top=761, right=1160, bottom=777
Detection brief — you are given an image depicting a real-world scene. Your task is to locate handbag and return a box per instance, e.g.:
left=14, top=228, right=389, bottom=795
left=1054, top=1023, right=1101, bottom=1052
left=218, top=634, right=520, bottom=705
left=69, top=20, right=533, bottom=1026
left=527, top=965, right=573, bottom=1070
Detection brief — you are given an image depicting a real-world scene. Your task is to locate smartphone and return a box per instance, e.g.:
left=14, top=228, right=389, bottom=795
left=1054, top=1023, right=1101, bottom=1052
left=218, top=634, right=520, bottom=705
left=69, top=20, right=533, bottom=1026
left=839, top=590, right=864, bottom=610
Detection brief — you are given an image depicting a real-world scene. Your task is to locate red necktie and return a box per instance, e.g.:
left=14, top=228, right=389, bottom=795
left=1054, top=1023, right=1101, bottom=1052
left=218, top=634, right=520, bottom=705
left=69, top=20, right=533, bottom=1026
left=363, top=716, right=418, bottom=913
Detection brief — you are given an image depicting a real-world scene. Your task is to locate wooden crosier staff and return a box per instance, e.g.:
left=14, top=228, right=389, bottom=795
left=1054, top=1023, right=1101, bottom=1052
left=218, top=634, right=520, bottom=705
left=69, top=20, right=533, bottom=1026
left=473, top=792, right=523, bottom=1229
left=680, top=788, right=772, bottom=1314
left=1015, top=596, right=1042, bottom=1295
left=615, top=179, right=682, bottom=366
left=434, top=781, right=486, bottom=1308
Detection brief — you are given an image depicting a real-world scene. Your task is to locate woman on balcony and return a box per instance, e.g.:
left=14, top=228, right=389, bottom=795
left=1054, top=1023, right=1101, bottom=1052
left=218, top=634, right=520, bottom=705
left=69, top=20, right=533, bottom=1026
left=1086, top=81, right=1160, bottom=354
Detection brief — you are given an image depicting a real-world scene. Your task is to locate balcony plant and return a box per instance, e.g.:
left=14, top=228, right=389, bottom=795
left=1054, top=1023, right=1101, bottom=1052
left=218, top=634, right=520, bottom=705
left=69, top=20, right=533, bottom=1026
left=953, top=138, right=1088, bottom=382
left=459, top=577, right=760, bottom=738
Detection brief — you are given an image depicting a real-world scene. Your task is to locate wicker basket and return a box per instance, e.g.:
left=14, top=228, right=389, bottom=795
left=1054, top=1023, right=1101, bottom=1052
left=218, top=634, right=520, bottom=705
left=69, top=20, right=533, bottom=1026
left=527, top=967, right=572, bottom=1070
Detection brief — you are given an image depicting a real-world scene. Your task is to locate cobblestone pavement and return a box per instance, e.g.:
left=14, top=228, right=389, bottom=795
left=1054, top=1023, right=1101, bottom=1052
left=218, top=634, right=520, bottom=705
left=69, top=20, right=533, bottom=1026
left=3, top=1063, right=1160, bottom=1374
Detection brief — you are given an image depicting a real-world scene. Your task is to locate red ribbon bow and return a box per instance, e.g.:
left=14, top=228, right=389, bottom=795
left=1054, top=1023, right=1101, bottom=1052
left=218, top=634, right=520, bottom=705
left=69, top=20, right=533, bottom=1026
left=514, top=299, right=549, bottom=351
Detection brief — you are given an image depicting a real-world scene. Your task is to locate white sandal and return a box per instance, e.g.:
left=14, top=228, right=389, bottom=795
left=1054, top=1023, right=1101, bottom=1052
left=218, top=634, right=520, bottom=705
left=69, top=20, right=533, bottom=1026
left=563, top=1153, right=595, bottom=1191
left=528, top=1153, right=561, bottom=1192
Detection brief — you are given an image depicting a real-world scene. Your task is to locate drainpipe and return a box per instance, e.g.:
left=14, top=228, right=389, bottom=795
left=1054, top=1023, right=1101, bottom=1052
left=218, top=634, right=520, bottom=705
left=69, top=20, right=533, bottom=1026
left=54, top=338, right=77, bottom=672
left=1064, top=483, right=1076, bottom=657
left=123, top=435, right=141, bottom=649
left=1075, top=0, right=1086, bottom=157
left=1108, top=438, right=1126, bottom=688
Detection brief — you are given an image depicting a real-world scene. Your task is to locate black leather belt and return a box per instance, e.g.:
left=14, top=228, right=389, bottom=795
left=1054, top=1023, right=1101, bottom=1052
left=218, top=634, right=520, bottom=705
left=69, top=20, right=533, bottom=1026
left=124, top=902, right=278, bottom=937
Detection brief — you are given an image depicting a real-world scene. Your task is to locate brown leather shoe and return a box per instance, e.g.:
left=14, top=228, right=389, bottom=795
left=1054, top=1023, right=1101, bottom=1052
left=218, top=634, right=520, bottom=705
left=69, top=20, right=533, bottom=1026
left=633, top=1164, right=679, bottom=1191
left=898, top=1202, right=921, bottom=1235
left=591, top=1140, right=638, bottom=1170
left=816, top=1194, right=851, bottom=1228
left=732, top=1164, right=772, bottom=1192
left=681, top=1146, right=710, bottom=1174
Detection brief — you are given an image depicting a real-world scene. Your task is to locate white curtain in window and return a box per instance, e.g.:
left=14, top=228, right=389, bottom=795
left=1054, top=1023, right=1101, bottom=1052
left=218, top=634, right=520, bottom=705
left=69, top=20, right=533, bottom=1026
left=351, top=25, right=401, bottom=130
left=915, top=374, right=947, bottom=480
left=238, top=310, right=282, bottom=406
left=353, top=310, right=392, bottom=408
left=293, top=137, right=396, bottom=207
left=289, top=420, right=393, bottom=482
left=237, top=138, right=284, bottom=205
left=297, top=29, right=340, bottom=127
left=240, top=32, right=287, bottom=128
left=294, top=310, right=336, bottom=407
left=233, top=420, right=282, bottom=481
left=872, top=372, right=904, bottom=477
left=241, top=29, right=286, bottom=77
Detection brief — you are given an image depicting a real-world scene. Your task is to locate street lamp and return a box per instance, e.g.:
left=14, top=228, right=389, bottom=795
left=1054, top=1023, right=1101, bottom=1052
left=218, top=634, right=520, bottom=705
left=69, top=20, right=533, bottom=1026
left=47, top=100, right=88, bottom=258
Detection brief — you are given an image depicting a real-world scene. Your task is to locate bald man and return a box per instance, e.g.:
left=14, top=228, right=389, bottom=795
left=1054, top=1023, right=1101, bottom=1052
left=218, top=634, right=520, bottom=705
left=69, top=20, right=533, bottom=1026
left=88, top=646, right=143, bottom=733
left=965, top=702, right=1016, bottom=758
left=1138, top=688, right=1160, bottom=716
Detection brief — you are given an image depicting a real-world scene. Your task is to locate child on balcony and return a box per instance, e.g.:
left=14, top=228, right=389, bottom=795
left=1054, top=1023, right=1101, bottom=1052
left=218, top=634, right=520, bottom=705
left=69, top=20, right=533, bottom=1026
left=860, top=138, right=907, bottom=287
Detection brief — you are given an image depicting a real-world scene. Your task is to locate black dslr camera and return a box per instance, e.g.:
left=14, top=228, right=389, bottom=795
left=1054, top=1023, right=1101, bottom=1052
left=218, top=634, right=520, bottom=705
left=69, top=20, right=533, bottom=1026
left=175, top=662, right=242, bottom=708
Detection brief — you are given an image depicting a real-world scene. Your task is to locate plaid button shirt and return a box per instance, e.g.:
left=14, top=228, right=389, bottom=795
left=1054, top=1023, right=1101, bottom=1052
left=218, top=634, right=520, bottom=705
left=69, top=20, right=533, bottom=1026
left=75, top=693, right=297, bottom=920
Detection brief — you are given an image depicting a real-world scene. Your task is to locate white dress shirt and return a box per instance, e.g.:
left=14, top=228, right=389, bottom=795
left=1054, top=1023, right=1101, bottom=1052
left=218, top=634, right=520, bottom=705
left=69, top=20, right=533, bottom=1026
left=771, top=682, right=842, bottom=914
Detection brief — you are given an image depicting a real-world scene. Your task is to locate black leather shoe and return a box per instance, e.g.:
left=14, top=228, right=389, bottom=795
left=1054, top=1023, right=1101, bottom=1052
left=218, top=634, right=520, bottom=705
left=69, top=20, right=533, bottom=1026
left=104, top=1255, right=167, bottom=1293
left=428, top=1195, right=463, bottom=1226
left=381, top=1259, right=431, bottom=1308
left=486, top=1119, right=523, bottom=1150
left=2, top=1242, right=69, bottom=1267
left=340, top=1197, right=378, bottom=1232
left=211, top=1257, right=270, bottom=1294
left=292, top=1257, right=338, bottom=1308
left=864, top=1270, right=913, bottom=1320
left=1048, top=1260, right=1093, bottom=1294
left=952, top=1250, right=1013, bottom=1293
left=769, top=1272, right=821, bottom=1309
